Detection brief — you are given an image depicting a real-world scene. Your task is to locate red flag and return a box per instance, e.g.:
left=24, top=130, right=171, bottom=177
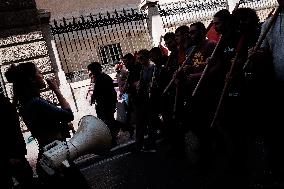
left=159, top=44, right=169, bottom=56
left=206, top=24, right=221, bottom=42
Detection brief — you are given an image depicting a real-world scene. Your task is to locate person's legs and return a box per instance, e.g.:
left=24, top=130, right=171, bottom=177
left=135, top=102, right=150, bottom=151
left=135, top=107, right=147, bottom=150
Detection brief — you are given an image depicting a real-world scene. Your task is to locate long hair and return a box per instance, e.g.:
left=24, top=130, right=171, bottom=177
left=5, top=62, right=40, bottom=107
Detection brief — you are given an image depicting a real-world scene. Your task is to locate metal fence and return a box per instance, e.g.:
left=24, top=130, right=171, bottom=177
left=157, top=0, right=278, bottom=33
left=50, top=8, right=152, bottom=82
left=239, top=0, right=278, bottom=22
left=157, top=0, right=228, bottom=33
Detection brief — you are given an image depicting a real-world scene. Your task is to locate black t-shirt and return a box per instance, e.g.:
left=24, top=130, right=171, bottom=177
left=92, top=72, right=117, bottom=108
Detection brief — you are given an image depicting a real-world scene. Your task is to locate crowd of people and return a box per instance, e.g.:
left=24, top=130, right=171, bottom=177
left=95, top=1, right=284, bottom=187
left=2, top=0, right=284, bottom=188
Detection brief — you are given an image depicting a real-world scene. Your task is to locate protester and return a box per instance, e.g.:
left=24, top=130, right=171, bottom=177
left=134, top=49, right=157, bottom=152
left=206, top=8, right=261, bottom=188
left=5, top=62, right=74, bottom=184
left=88, top=62, right=119, bottom=147
left=248, top=0, right=284, bottom=185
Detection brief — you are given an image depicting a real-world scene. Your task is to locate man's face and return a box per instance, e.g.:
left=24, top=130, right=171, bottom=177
left=236, top=16, right=256, bottom=34
left=189, top=26, right=203, bottom=45
left=122, top=58, right=135, bottom=70
left=88, top=69, right=100, bottom=78
left=122, top=58, right=130, bottom=69
left=136, top=54, right=148, bottom=66
left=149, top=52, right=159, bottom=63
left=164, top=38, right=177, bottom=52
left=213, top=17, right=225, bottom=34
left=175, top=31, right=183, bottom=46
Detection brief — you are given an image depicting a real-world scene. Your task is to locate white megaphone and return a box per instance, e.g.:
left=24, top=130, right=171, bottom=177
left=39, top=115, right=112, bottom=175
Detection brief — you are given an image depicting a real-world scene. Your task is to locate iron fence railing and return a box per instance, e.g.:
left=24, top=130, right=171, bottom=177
left=158, top=0, right=228, bottom=32
left=240, top=0, right=278, bottom=21
left=50, top=8, right=152, bottom=82
left=157, top=0, right=278, bottom=33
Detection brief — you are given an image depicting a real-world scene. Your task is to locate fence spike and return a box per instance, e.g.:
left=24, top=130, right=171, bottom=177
left=107, top=11, right=111, bottom=19
left=98, top=12, right=103, bottom=20
left=63, top=17, right=67, bottom=26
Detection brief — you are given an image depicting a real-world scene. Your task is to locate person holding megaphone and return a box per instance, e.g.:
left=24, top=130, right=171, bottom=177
left=5, top=62, right=75, bottom=186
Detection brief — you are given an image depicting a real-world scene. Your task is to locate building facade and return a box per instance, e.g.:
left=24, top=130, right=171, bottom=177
left=0, top=0, right=278, bottom=127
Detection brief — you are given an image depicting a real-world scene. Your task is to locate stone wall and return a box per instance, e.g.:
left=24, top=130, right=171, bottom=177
left=0, top=1, right=64, bottom=133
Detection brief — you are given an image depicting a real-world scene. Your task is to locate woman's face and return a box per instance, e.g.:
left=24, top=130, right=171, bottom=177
left=34, top=68, right=46, bottom=89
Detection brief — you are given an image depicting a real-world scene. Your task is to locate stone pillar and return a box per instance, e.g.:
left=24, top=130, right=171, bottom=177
left=38, top=10, right=59, bottom=72
left=140, top=0, right=164, bottom=47
left=38, top=10, right=78, bottom=112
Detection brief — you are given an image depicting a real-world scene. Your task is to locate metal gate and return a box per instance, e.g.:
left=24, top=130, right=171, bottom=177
left=157, top=0, right=277, bottom=33
left=50, top=8, right=153, bottom=82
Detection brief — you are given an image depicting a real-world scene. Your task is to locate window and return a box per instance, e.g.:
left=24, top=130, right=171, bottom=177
left=99, top=43, right=122, bottom=65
